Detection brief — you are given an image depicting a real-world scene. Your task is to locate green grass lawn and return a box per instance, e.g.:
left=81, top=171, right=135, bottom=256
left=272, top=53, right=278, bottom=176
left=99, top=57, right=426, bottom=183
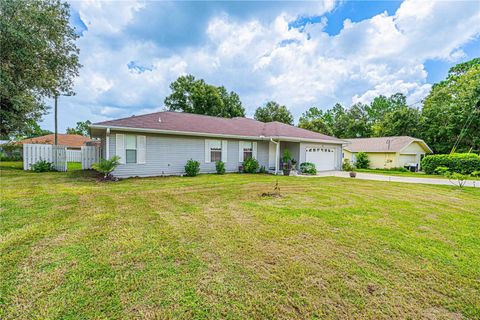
left=67, top=162, right=82, bottom=171
left=1, top=161, right=479, bottom=319
left=354, top=168, right=455, bottom=179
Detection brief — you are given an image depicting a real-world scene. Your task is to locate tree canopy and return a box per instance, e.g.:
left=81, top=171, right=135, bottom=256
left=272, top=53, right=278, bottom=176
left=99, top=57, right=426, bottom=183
left=66, top=120, right=92, bottom=137
left=254, top=101, right=294, bottom=125
left=164, top=75, right=245, bottom=118
left=421, top=58, right=480, bottom=153
left=0, top=0, right=81, bottom=138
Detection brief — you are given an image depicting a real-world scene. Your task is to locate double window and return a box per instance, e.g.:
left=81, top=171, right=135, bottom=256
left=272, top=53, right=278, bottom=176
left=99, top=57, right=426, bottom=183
left=125, top=135, right=137, bottom=163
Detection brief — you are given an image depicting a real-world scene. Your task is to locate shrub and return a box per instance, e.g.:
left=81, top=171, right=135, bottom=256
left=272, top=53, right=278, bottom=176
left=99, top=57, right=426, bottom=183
left=421, top=153, right=480, bottom=174
left=0, top=151, right=22, bottom=161
left=215, top=160, right=225, bottom=174
left=0, top=142, right=22, bottom=160
left=434, top=166, right=450, bottom=175
left=259, top=165, right=267, bottom=174
left=92, top=156, right=121, bottom=179
left=282, top=149, right=292, bottom=163
left=355, top=152, right=370, bottom=169
left=300, top=162, right=317, bottom=175
left=342, top=159, right=353, bottom=171
left=243, top=157, right=259, bottom=173
left=185, top=159, right=200, bottom=177
left=31, top=159, right=55, bottom=172
left=471, top=170, right=480, bottom=178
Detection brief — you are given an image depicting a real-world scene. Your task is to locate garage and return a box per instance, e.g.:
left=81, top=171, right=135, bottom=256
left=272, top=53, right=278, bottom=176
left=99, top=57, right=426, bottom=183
left=305, top=147, right=336, bottom=171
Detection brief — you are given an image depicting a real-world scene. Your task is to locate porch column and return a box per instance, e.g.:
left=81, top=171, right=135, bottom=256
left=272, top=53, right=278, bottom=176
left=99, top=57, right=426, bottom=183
left=106, top=128, right=110, bottom=159
left=275, top=140, right=280, bottom=175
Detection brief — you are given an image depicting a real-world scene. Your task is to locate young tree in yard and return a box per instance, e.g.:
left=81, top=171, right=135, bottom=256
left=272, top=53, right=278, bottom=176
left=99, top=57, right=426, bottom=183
left=421, top=58, right=480, bottom=154
left=164, top=75, right=245, bottom=118
left=254, top=101, right=294, bottom=125
left=0, top=0, right=81, bottom=138
left=66, top=120, right=92, bottom=137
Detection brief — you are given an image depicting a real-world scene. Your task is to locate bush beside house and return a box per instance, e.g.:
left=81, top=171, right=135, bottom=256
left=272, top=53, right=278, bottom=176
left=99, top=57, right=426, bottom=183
left=300, top=162, right=317, bottom=175
left=185, top=159, right=200, bottom=177
left=355, top=152, right=370, bottom=169
left=421, top=153, right=480, bottom=174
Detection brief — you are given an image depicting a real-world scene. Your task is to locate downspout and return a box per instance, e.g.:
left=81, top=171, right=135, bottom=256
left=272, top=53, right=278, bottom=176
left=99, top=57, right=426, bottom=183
left=270, top=138, right=279, bottom=175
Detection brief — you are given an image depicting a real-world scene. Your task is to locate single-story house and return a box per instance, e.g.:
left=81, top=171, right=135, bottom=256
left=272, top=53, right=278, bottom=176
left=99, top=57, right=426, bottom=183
left=17, top=134, right=92, bottom=150
left=343, top=136, right=433, bottom=170
left=89, top=111, right=346, bottom=178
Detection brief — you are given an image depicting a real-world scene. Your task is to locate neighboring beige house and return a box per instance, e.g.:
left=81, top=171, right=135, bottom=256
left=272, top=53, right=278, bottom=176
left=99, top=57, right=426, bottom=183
left=343, top=136, right=433, bottom=171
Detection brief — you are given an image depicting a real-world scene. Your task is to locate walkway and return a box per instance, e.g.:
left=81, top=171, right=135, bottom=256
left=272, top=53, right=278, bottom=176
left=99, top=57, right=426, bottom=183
left=299, top=171, right=480, bottom=188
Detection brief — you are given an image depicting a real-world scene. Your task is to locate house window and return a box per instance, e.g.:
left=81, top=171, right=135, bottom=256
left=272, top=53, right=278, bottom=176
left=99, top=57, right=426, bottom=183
left=243, top=142, right=253, bottom=160
left=210, top=140, right=222, bottom=162
left=125, top=134, right=137, bottom=163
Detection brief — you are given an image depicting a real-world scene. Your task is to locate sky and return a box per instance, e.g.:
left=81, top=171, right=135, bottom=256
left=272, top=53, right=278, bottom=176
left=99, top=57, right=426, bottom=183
left=42, top=0, right=480, bottom=132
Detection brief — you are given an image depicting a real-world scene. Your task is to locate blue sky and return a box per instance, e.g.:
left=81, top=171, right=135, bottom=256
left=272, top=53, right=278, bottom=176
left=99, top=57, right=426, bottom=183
left=41, top=0, right=480, bottom=132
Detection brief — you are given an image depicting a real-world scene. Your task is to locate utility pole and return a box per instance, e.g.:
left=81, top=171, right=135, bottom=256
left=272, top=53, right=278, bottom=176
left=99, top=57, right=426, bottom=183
left=54, top=94, right=58, bottom=145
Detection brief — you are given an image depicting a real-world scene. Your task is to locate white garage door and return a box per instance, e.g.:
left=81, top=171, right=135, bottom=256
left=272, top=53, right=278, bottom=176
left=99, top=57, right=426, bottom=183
left=305, top=147, right=336, bottom=171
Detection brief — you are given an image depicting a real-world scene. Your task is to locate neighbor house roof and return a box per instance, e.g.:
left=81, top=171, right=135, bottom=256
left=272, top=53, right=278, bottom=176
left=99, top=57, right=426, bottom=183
left=17, top=134, right=92, bottom=148
left=91, top=111, right=344, bottom=143
left=343, top=136, right=433, bottom=153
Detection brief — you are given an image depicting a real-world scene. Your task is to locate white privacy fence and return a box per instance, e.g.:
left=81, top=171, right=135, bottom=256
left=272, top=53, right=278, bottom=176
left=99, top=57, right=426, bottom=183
left=23, top=144, right=100, bottom=171
left=81, top=146, right=100, bottom=170
left=66, top=150, right=82, bottom=162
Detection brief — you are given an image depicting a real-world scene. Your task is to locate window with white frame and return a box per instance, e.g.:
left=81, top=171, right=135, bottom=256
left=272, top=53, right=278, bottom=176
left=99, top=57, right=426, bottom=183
left=209, top=140, right=222, bottom=162
left=125, top=134, right=137, bottom=163
left=243, top=141, right=253, bottom=160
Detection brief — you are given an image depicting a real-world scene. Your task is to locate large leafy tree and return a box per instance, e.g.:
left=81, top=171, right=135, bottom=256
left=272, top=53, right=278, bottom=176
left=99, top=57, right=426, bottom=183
left=0, top=0, right=81, bottom=138
left=66, top=120, right=92, bottom=137
left=164, top=75, right=245, bottom=118
left=343, top=103, right=372, bottom=138
left=254, top=101, right=294, bottom=125
left=421, top=58, right=480, bottom=153
left=19, top=119, right=53, bottom=139
left=366, top=93, right=408, bottom=125
left=372, top=107, right=422, bottom=137
left=298, top=107, right=334, bottom=135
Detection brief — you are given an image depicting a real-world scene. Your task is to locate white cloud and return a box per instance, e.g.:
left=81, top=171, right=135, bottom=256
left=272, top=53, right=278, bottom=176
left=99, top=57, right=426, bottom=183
left=43, top=0, right=480, bottom=131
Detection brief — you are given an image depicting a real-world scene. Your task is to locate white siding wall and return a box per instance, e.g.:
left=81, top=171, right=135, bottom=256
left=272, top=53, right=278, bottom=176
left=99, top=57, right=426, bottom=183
left=108, top=131, right=270, bottom=178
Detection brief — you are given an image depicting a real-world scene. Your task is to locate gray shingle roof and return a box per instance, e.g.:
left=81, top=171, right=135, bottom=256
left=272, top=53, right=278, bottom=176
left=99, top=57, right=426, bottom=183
left=92, top=111, right=343, bottom=143
left=343, top=136, right=432, bottom=153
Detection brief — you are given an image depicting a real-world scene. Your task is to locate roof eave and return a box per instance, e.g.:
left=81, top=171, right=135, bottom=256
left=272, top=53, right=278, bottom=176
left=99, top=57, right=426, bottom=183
left=90, top=124, right=269, bottom=140
left=90, top=125, right=345, bottom=144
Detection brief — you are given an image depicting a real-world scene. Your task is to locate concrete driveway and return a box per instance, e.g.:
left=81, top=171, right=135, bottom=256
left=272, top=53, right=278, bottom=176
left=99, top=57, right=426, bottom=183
left=300, top=171, right=480, bottom=188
